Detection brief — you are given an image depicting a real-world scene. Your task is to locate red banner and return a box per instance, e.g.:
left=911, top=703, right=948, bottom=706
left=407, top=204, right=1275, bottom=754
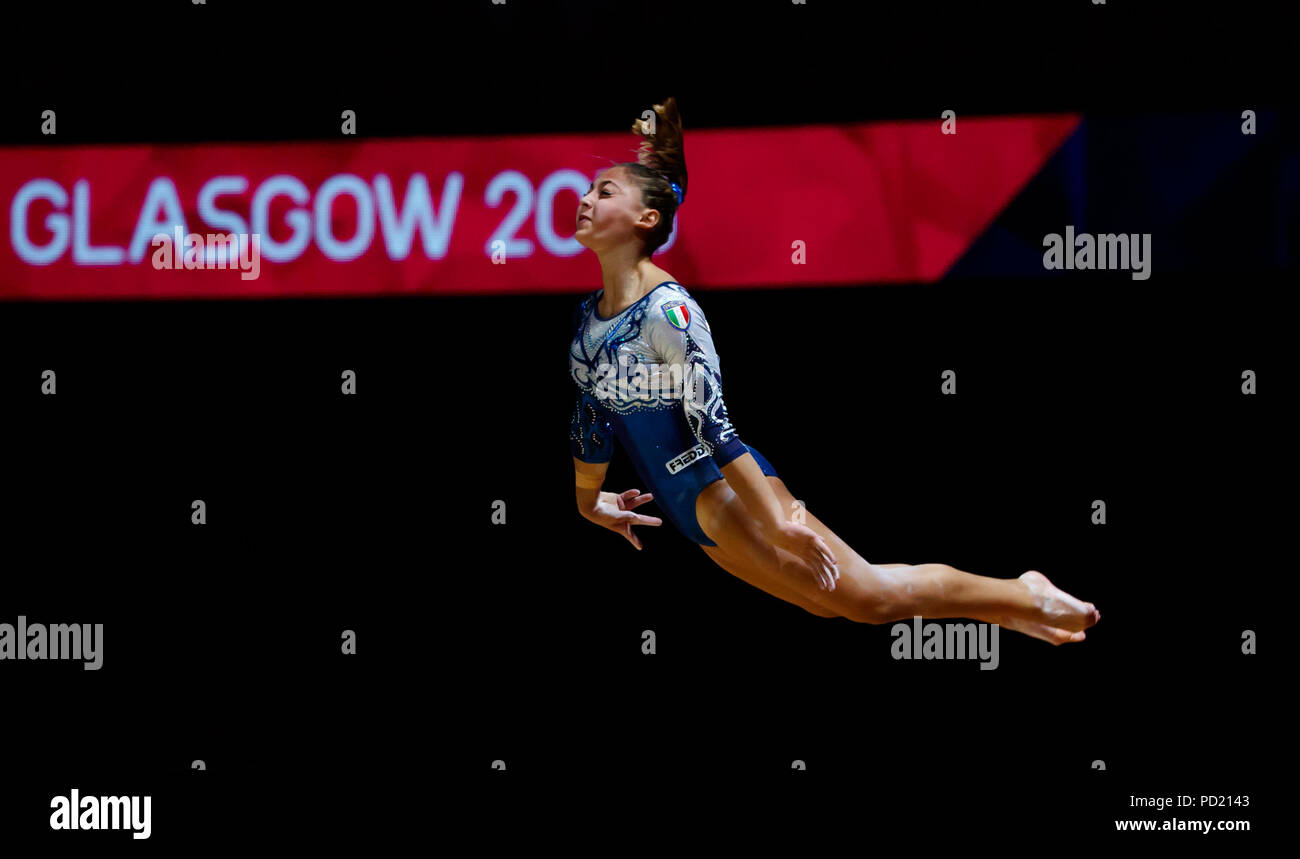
left=1, top=116, right=1079, bottom=301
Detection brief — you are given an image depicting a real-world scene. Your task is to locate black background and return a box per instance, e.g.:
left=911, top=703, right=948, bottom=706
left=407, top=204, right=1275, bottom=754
left=0, top=0, right=1286, bottom=849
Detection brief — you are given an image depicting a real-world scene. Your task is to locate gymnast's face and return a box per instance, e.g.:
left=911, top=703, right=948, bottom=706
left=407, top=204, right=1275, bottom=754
left=575, top=167, right=661, bottom=253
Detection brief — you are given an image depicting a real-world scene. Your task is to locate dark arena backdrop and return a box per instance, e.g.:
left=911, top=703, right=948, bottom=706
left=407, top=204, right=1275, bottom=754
left=0, top=0, right=1288, bottom=849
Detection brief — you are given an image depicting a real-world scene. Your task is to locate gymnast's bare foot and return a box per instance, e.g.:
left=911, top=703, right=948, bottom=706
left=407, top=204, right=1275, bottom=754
left=996, top=614, right=1088, bottom=645
left=1018, top=570, right=1100, bottom=632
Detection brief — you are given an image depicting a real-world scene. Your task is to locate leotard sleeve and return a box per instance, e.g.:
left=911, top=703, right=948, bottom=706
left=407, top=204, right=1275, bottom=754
left=645, top=289, right=749, bottom=469
left=569, top=292, right=615, bottom=464
left=570, top=390, right=615, bottom=463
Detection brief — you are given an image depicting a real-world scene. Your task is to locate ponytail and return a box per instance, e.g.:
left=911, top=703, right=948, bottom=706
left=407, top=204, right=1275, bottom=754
left=619, top=96, right=688, bottom=255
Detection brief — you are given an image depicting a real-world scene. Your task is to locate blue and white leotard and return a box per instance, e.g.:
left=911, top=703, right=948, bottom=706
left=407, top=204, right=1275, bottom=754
left=568, top=280, right=779, bottom=546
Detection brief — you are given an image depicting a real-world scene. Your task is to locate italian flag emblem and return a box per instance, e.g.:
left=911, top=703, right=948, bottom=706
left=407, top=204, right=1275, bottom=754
left=663, top=301, right=691, bottom=330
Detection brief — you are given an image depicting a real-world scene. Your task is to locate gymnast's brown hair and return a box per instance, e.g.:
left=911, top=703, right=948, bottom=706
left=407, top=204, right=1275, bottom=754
left=615, top=97, right=687, bottom=256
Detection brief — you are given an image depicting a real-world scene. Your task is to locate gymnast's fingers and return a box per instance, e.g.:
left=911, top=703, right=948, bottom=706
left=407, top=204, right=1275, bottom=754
left=622, top=522, right=642, bottom=550
left=807, top=553, right=831, bottom=591
left=816, top=556, right=837, bottom=589
left=817, top=540, right=839, bottom=579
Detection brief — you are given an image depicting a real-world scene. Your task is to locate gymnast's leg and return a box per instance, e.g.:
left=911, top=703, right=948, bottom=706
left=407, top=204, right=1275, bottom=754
left=696, top=476, right=1099, bottom=644
left=700, top=542, right=842, bottom=617
left=699, top=546, right=915, bottom=619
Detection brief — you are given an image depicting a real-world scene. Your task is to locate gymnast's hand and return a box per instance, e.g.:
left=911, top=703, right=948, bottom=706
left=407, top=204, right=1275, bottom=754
left=768, top=521, right=840, bottom=591
left=583, top=489, right=663, bottom=550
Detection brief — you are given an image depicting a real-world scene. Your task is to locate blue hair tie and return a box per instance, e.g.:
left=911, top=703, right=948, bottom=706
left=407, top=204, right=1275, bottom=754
left=669, top=180, right=683, bottom=204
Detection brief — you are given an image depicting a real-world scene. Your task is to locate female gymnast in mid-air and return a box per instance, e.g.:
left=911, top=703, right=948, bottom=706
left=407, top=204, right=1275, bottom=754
left=569, top=97, right=1100, bottom=644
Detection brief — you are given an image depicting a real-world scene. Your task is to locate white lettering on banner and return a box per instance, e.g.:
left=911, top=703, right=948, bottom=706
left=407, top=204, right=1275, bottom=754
left=129, top=177, right=189, bottom=263
left=9, top=179, right=67, bottom=264
left=9, top=168, right=672, bottom=268
left=249, top=174, right=310, bottom=263
left=373, top=173, right=461, bottom=259
left=484, top=169, right=534, bottom=259
left=10, top=172, right=467, bottom=267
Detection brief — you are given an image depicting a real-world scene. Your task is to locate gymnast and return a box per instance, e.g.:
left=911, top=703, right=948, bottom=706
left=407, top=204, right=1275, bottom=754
left=569, top=97, right=1100, bottom=643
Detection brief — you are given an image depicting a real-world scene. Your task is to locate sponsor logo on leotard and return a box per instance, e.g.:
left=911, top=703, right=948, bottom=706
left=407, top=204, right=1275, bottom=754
left=662, top=300, right=691, bottom=331
left=666, top=443, right=710, bottom=474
